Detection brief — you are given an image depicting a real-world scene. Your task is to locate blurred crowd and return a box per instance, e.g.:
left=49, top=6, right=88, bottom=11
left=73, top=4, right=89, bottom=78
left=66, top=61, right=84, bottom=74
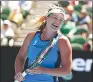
left=57, top=1, right=92, bottom=51
left=0, top=1, right=92, bottom=51
left=0, top=1, right=34, bottom=46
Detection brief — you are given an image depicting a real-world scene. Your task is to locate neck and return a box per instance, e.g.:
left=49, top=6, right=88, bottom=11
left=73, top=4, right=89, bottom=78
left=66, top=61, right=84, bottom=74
left=41, top=30, right=57, bottom=41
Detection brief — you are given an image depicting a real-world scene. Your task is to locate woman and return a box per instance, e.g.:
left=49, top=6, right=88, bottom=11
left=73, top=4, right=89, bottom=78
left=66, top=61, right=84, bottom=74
left=14, top=4, right=72, bottom=82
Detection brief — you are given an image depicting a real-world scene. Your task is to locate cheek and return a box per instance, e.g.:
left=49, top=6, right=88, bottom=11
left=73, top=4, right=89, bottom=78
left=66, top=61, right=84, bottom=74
left=59, top=21, right=62, bottom=25
left=47, top=18, right=54, bottom=24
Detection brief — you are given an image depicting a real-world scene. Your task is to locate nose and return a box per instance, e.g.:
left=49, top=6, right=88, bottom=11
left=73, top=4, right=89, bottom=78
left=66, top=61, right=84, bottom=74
left=55, top=19, right=61, bottom=25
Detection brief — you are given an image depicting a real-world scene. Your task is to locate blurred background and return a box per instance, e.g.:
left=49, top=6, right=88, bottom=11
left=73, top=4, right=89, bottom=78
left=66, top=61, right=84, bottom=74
left=0, top=1, right=92, bottom=51
left=0, top=1, right=93, bottom=82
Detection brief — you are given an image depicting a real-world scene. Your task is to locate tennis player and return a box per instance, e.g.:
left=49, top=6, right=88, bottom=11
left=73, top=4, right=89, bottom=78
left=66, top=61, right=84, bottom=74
left=14, top=4, right=72, bottom=82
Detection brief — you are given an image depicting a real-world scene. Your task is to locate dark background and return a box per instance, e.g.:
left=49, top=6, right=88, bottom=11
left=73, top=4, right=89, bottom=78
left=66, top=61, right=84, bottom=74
left=0, top=46, right=93, bottom=82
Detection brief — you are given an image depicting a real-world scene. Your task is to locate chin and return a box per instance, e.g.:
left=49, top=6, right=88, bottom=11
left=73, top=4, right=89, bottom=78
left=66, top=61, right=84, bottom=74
left=51, top=28, right=58, bottom=32
left=51, top=27, right=59, bottom=31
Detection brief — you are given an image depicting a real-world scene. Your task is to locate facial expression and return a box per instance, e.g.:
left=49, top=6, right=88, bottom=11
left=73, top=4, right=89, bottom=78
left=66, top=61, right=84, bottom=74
left=45, top=13, right=64, bottom=31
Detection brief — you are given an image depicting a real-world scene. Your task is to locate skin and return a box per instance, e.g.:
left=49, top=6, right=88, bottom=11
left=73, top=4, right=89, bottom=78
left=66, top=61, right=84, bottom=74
left=14, top=13, right=72, bottom=81
left=3, top=24, right=8, bottom=30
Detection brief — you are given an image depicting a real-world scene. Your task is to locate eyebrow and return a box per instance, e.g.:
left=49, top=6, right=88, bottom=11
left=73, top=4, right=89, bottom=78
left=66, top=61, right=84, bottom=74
left=52, top=14, right=64, bottom=20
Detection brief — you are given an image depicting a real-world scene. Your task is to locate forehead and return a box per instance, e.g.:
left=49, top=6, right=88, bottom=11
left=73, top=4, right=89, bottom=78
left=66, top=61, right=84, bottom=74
left=50, top=13, right=64, bottom=19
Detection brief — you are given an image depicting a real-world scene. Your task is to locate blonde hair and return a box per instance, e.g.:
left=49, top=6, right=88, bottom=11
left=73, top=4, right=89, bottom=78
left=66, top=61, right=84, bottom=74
left=36, top=3, right=66, bottom=32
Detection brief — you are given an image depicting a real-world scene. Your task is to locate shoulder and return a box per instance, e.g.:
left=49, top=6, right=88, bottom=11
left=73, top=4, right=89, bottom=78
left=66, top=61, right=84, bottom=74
left=27, top=31, right=41, bottom=38
left=27, top=31, right=37, bottom=36
left=58, top=35, right=72, bottom=51
left=58, top=35, right=69, bottom=43
left=23, top=31, right=38, bottom=45
left=25, top=31, right=39, bottom=40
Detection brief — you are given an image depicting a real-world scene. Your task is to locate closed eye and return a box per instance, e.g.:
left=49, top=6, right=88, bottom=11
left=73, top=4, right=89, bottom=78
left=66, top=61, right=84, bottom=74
left=52, top=16, right=57, bottom=20
left=60, top=19, right=64, bottom=22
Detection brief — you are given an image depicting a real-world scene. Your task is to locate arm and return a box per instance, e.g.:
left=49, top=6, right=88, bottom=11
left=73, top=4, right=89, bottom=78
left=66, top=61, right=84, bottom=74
left=42, top=36, right=72, bottom=77
left=15, top=32, right=36, bottom=74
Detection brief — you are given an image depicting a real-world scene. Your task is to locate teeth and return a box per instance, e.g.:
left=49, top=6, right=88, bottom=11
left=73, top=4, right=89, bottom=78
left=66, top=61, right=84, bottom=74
left=51, top=24, right=58, bottom=30
left=53, top=24, right=58, bottom=27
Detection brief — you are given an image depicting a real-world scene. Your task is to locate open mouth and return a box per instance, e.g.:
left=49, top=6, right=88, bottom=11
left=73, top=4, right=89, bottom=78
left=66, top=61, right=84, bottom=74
left=52, top=24, right=58, bottom=29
